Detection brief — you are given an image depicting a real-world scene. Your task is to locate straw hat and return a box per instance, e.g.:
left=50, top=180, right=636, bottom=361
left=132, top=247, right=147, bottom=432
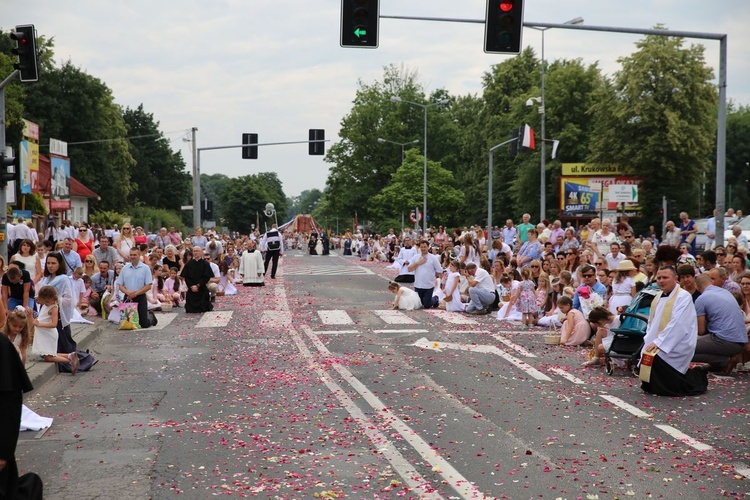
left=616, top=260, right=636, bottom=272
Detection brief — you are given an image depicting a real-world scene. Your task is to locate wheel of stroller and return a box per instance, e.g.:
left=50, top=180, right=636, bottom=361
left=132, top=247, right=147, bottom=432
left=605, top=356, right=615, bottom=375
left=631, top=363, right=640, bottom=377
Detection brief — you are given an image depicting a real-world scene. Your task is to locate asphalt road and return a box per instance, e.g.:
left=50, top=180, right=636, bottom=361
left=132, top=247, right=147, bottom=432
left=15, top=250, right=750, bottom=499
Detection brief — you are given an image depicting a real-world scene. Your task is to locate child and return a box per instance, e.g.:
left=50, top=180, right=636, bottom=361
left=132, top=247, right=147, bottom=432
left=517, top=267, right=537, bottom=328
left=71, top=267, right=86, bottom=312
left=608, top=260, right=636, bottom=328
left=534, top=274, right=552, bottom=319
left=2, top=306, right=31, bottom=365
left=387, top=282, right=422, bottom=310
left=163, top=267, right=182, bottom=307
left=33, top=285, right=79, bottom=375
left=79, top=275, right=96, bottom=316
left=558, top=296, right=590, bottom=346
left=442, top=261, right=465, bottom=312
left=584, top=307, right=617, bottom=367
left=146, top=266, right=163, bottom=310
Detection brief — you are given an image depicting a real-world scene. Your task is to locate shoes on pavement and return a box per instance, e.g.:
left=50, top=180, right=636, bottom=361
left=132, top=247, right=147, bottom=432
left=722, top=354, right=741, bottom=375
left=68, top=352, right=79, bottom=376
left=467, top=309, right=486, bottom=315
left=582, top=357, right=601, bottom=367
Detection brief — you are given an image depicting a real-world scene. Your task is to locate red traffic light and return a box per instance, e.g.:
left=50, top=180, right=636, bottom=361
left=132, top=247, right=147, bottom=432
left=499, top=1, right=514, bottom=12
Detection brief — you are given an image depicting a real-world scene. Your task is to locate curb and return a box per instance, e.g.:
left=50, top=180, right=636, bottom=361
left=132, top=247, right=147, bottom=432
left=25, top=319, right=108, bottom=391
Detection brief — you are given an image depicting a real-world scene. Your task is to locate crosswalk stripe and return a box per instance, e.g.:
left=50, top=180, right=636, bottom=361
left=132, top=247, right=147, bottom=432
left=372, top=310, right=419, bottom=325
left=148, top=312, right=178, bottom=330
left=424, top=309, right=479, bottom=325
left=318, top=310, right=354, bottom=325
left=196, top=310, right=233, bottom=328
left=284, top=265, right=374, bottom=276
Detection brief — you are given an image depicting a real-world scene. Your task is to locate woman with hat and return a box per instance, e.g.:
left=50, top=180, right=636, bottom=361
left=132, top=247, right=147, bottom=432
left=608, top=259, right=637, bottom=328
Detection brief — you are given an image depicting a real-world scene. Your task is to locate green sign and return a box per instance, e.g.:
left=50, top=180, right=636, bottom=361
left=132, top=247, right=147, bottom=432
left=353, top=27, right=367, bottom=38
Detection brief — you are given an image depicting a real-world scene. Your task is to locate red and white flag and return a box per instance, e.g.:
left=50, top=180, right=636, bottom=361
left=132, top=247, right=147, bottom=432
left=521, top=124, right=535, bottom=150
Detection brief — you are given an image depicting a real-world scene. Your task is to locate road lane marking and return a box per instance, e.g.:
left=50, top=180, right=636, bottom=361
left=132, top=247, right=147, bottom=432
left=318, top=310, right=353, bottom=325
left=195, top=310, right=233, bottom=328
left=548, top=367, right=585, bottom=384
left=260, top=310, right=291, bottom=328
left=490, top=333, right=537, bottom=357
left=654, top=424, right=713, bottom=451
left=734, top=465, right=750, bottom=479
left=314, top=329, right=360, bottom=335
left=373, top=329, right=429, bottom=334
left=599, top=394, right=652, bottom=419
left=372, top=310, right=418, bottom=325
left=148, top=312, right=177, bottom=330
left=424, top=310, right=478, bottom=325
left=303, top=325, right=489, bottom=500
left=412, top=337, right=551, bottom=381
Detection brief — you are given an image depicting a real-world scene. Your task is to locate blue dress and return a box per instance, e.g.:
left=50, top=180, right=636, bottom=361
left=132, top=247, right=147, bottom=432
left=343, top=239, right=352, bottom=255
left=680, top=219, right=696, bottom=254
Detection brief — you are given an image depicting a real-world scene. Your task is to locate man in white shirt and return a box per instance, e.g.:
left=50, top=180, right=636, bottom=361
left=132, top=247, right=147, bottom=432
left=464, top=263, right=497, bottom=314
left=604, top=242, right=626, bottom=270
left=407, top=240, right=443, bottom=309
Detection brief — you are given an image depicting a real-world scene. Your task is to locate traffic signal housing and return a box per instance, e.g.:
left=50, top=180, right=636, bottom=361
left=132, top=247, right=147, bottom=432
left=509, top=127, right=520, bottom=157
left=309, top=129, right=325, bottom=156
left=484, top=0, right=524, bottom=55
left=241, top=133, right=258, bottom=159
left=10, top=25, right=39, bottom=82
left=341, top=0, right=379, bottom=48
left=0, top=150, right=16, bottom=186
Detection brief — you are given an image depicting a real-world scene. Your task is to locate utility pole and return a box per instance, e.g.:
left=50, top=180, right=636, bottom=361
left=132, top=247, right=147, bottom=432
left=191, top=127, right=199, bottom=230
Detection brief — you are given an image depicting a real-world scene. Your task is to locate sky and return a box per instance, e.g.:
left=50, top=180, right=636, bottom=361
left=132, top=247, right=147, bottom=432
left=5, top=0, right=750, bottom=199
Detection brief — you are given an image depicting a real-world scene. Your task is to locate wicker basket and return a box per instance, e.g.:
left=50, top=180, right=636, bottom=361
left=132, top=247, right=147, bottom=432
left=543, top=333, right=561, bottom=345
left=160, top=302, right=173, bottom=312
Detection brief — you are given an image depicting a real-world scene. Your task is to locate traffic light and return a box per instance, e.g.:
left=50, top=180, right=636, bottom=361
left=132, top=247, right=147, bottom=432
left=309, top=129, right=325, bottom=156
left=0, top=149, right=16, bottom=186
left=10, top=25, right=39, bottom=82
left=201, top=199, right=214, bottom=220
left=509, top=127, right=520, bottom=157
left=340, top=0, right=379, bottom=48
left=484, top=0, right=525, bottom=55
left=241, top=133, right=258, bottom=159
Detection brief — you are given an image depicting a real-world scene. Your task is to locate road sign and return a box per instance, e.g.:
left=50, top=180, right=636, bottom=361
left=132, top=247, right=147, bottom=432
left=181, top=205, right=194, bottom=211
left=609, top=184, right=638, bottom=203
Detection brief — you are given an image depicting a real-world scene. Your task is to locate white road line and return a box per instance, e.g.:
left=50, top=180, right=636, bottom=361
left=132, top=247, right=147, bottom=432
left=317, top=310, right=353, bottom=325
left=654, top=424, right=713, bottom=451
left=195, top=310, right=233, bottom=328
left=260, top=310, right=291, bottom=328
left=734, top=466, right=750, bottom=479
left=548, top=367, right=585, bottom=384
left=147, top=312, right=177, bottom=330
left=314, top=329, right=361, bottom=335
left=373, top=329, right=429, bottom=334
left=599, top=394, right=652, bottom=419
left=425, top=309, right=478, bottom=325
left=490, top=333, right=537, bottom=358
left=372, top=309, right=419, bottom=325
left=303, top=325, right=489, bottom=500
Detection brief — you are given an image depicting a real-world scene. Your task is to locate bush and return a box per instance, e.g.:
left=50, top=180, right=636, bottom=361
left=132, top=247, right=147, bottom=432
left=131, top=207, right=186, bottom=234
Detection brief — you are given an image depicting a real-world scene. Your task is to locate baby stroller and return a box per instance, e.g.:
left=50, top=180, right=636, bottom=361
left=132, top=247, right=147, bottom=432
left=604, top=284, right=659, bottom=376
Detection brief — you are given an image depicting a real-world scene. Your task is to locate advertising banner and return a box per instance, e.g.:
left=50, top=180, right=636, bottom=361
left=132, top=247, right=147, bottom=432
left=560, top=176, right=644, bottom=219
left=50, top=156, right=71, bottom=210
left=19, top=140, right=39, bottom=194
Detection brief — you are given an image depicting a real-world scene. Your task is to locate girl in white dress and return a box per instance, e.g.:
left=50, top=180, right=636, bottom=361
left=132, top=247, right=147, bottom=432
left=2, top=307, right=31, bottom=365
left=608, top=260, right=636, bottom=328
left=32, top=285, right=79, bottom=374
left=388, top=282, right=423, bottom=310
left=442, top=260, right=465, bottom=312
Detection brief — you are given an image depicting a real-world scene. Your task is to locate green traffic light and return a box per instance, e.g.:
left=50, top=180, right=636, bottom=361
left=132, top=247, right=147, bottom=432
left=354, top=27, right=367, bottom=38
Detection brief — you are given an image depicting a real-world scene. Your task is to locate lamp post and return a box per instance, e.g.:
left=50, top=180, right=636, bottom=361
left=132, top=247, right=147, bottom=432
left=528, top=17, right=583, bottom=222
left=377, top=137, right=419, bottom=164
left=391, top=96, right=449, bottom=235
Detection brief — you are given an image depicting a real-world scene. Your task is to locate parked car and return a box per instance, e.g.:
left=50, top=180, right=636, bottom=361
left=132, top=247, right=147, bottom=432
left=693, top=218, right=708, bottom=250
left=724, top=216, right=750, bottom=247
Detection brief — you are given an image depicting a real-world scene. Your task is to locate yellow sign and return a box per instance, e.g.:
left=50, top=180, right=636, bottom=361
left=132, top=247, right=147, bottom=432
left=0, top=232, right=5, bottom=241
left=562, top=163, right=622, bottom=176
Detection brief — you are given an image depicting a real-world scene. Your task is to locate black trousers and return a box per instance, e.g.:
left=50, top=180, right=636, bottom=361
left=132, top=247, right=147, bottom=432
left=264, top=250, right=280, bottom=279
left=132, top=294, right=152, bottom=328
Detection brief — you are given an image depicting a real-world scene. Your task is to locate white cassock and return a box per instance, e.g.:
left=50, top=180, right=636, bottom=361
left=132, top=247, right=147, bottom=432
left=390, top=246, right=417, bottom=277
left=239, top=250, right=265, bottom=285
left=642, top=287, right=697, bottom=374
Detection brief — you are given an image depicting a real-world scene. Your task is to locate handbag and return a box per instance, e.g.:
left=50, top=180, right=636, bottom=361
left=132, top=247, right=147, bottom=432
left=685, top=233, right=696, bottom=244
left=118, top=302, right=140, bottom=330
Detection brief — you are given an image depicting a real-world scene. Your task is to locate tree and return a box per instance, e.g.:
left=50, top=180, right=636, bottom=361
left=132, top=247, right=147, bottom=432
left=123, top=104, right=191, bottom=211
left=217, top=173, right=287, bottom=232
left=370, top=149, right=464, bottom=230
left=588, top=29, right=717, bottom=227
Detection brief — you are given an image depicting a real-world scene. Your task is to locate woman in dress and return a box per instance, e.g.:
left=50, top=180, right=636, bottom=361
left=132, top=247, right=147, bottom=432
left=343, top=231, right=353, bottom=256
left=74, top=226, right=94, bottom=262
left=133, top=226, right=148, bottom=246
left=388, top=282, right=422, bottom=310
left=114, top=224, right=136, bottom=262
left=458, top=233, right=480, bottom=267
left=239, top=239, right=265, bottom=286
left=608, top=259, right=636, bottom=328
left=10, top=239, right=41, bottom=284
left=38, top=252, right=76, bottom=354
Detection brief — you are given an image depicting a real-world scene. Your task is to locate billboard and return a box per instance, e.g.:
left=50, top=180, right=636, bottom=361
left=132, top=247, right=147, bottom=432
left=50, top=156, right=71, bottom=210
left=560, top=176, right=644, bottom=219
left=19, top=140, right=39, bottom=194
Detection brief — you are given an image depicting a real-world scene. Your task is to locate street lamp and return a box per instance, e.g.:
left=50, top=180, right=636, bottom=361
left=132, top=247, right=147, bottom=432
left=377, top=137, right=420, bottom=164
left=390, top=96, right=449, bottom=235
left=528, top=16, right=583, bottom=222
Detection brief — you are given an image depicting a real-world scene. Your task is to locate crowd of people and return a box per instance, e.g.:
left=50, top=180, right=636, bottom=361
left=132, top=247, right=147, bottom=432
left=377, top=211, right=749, bottom=397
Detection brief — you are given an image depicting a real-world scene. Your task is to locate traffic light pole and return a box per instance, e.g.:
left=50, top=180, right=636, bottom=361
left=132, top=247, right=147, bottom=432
left=488, top=137, right=520, bottom=239
left=381, top=14, right=728, bottom=245
left=0, top=70, right=20, bottom=262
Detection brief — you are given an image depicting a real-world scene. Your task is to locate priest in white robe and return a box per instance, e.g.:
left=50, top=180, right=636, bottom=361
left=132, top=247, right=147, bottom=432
left=640, top=266, right=708, bottom=396
left=390, top=236, right=418, bottom=283
left=239, top=240, right=265, bottom=287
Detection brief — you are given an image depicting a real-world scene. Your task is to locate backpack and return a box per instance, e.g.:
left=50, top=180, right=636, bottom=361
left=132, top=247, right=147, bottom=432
left=266, top=230, right=281, bottom=251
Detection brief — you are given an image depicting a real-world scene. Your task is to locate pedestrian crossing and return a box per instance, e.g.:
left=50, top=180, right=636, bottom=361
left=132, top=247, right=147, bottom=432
left=283, top=264, right=374, bottom=276
left=316, top=309, right=480, bottom=327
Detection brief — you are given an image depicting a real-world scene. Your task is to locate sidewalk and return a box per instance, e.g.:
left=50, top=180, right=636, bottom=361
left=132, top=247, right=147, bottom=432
left=25, top=318, right=109, bottom=391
